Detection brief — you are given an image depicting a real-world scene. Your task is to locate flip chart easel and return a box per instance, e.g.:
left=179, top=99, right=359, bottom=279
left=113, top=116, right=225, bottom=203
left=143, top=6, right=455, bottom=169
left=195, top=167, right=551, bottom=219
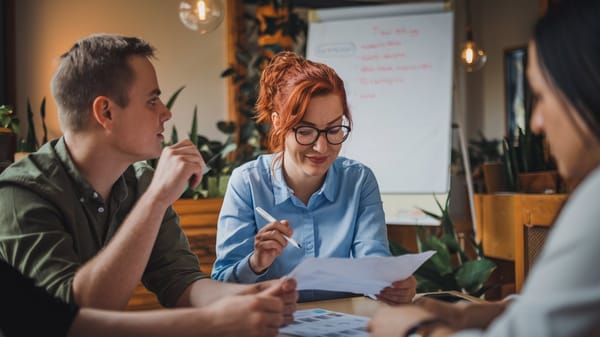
left=306, top=2, right=454, bottom=225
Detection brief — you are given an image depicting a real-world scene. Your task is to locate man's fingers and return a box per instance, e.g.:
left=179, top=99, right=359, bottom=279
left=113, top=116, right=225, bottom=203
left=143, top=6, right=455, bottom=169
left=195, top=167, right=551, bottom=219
left=260, top=277, right=297, bottom=297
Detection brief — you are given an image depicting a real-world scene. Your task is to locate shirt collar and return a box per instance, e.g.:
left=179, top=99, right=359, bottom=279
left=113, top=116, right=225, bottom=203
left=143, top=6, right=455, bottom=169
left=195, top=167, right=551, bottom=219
left=272, top=157, right=293, bottom=205
left=55, top=137, right=129, bottom=204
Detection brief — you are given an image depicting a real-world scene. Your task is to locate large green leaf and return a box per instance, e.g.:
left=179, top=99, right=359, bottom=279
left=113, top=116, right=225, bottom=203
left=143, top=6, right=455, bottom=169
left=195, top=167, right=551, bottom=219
left=455, top=258, right=497, bottom=293
left=220, top=67, right=236, bottom=78
left=166, top=85, right=185, bottom=110
left=440, top=232, right=467, bottom=262
left=417, top=229, right=452, bottom=276
left=217, top=121, right=237, bottom=134
left=24, top=98, right=38, bottom=152
left=389, top=240, right=412, bottom=256
left=170, top=126, right=179, bottom=145
left=189, top=106, right=198, bottom=147
left=415, top=276, right=443, bottom=293
left=414, top=268, right=459, bottom=292
left=40, top=97, right=47, bottom=144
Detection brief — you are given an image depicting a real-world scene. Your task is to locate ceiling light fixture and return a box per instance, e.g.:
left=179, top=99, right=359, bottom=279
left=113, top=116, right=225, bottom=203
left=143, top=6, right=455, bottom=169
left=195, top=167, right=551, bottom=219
left=179, top=0, right=225, bottom=35
left=460, top=0, right=486, bottom=72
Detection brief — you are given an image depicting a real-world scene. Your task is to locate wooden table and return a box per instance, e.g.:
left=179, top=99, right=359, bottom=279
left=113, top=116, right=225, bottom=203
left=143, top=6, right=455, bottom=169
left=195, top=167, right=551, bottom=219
left=279, top=296, right=385, bottom=336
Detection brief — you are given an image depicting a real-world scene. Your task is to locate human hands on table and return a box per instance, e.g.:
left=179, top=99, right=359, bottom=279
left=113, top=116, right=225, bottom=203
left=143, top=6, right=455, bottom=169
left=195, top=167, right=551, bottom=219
left=239, top=277, right=298, bottom=325
left=374, top=275, right=417, bottom=305
left=206, top=277, right=297, bottom=337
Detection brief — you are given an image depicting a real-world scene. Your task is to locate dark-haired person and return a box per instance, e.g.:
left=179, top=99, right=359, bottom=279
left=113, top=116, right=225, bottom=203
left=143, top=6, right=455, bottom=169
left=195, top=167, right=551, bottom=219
left=211, top=51, right=416, bottom=304
left=0, top=33, right=296, bottom=336
left=368, top=0, right=600, bottom=336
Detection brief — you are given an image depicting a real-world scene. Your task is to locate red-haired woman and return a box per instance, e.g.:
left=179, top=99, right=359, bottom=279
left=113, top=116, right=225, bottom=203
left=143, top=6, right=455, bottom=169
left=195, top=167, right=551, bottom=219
left=212, top=51, right=416, bottom=305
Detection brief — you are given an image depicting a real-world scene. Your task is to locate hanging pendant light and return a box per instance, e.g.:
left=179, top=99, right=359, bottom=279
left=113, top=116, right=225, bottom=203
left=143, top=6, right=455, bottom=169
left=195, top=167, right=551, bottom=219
left=179, top=0, right=225, bottom=35
left=460, top=0, right=486, bottom=72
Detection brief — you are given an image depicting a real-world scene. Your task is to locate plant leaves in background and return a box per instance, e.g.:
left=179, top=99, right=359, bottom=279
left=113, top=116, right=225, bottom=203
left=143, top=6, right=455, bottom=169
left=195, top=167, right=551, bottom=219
left=455, top=258, right=497, bottom=293
left=390, top=194, right=497, bottom=297
left=23, top=98, right=39, bottom=152
left=166, top=85, right=185, bottom=110
left=40, top=97, right=47, bottom=144
left=189, top=106, right=198, bottom=147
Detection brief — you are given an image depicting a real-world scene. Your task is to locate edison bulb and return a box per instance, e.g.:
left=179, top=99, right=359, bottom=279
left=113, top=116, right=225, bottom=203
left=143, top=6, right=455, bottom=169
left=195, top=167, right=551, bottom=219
left=179, top=0, right=224, bottom=35
left=461, top=40, right=487, bottom=72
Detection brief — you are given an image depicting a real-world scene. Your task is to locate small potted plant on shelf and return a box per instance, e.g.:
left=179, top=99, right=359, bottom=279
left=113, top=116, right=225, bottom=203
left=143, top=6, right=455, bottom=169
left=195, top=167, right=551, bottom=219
left=502, top=94, right=559, bottom=193
left=0, top=104, right=19, bottom=172
left=502, top=130, right=555, bottom=193
left=151, top=86, right=261, bottom=199
left=468, top=131, right=503, bottom=193
left=181, top=108, right=239, bottom=199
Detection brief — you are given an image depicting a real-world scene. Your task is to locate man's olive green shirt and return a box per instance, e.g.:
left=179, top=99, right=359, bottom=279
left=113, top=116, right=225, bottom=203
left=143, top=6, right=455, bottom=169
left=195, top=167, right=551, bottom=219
left=0, top=138, right=208, bottom=307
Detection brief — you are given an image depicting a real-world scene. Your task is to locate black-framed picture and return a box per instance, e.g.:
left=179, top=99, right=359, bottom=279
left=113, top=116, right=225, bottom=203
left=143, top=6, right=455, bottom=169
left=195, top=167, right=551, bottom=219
left=504, top=46, right=530, bottom=140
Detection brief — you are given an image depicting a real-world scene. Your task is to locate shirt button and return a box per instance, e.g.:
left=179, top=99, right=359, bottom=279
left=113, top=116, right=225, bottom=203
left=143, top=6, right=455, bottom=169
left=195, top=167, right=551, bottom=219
left=92, top=192, right=99, bottom=198
left=79, top=197, right=84, bottom=202
left=306, top=243, right=313, bottom=250
left=98, top=207, right=105, bottom=213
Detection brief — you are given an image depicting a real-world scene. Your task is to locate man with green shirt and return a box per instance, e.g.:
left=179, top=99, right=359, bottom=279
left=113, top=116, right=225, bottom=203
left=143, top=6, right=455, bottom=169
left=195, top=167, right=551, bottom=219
left=0, top=34, right=296, bottom=335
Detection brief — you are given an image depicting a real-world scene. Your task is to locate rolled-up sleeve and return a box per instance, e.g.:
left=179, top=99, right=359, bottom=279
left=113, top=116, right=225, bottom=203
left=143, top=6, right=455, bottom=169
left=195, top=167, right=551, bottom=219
left=141, top=206, right=209, bottom=307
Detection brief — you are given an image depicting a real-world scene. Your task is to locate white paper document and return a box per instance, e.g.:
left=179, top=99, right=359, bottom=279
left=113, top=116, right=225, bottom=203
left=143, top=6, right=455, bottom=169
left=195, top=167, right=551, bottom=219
left=280, top=308, right=369, bottom=337
left=288, top=251, right=435, bottom=295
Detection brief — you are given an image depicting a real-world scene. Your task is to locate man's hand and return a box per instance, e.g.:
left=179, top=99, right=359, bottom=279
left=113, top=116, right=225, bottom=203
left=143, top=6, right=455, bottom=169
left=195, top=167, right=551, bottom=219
left=146, top=139, right=205, bottom=208
left=207, top=278, right=298, bottom=336
left=375, top=276, right=417, bottom=305
left=241, top=278, right=298, bottom=324
left=249, top=220, right=294, bottom=274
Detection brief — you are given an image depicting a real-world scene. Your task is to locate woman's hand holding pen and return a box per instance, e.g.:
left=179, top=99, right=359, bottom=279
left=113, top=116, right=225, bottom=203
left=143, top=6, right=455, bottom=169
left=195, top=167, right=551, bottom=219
left=250, top=220, right=294, bottom=274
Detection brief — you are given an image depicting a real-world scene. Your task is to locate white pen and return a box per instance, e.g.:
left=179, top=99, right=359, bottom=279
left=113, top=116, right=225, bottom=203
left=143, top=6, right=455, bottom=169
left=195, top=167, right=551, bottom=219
left=255, top=207, right=302, bottom=249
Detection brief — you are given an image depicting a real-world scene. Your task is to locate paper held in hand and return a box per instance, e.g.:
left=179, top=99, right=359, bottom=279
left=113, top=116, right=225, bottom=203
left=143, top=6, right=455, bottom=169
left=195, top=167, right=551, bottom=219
left=288, top=251, right=435, bottom=295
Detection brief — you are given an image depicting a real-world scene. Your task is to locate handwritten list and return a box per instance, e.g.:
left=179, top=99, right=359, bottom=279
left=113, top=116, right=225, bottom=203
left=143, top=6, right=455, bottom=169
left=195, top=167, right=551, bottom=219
left=307, top=10, right=454, bottom=194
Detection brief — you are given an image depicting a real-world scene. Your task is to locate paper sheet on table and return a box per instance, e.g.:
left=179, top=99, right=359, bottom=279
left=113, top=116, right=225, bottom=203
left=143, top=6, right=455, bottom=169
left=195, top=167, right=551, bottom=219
left=288, top=251, right=435, bottom=294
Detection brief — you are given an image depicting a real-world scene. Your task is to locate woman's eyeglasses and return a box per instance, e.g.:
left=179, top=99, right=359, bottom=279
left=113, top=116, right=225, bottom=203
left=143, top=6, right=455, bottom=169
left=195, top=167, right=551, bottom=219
left=292, top=125, right=351, bottom=145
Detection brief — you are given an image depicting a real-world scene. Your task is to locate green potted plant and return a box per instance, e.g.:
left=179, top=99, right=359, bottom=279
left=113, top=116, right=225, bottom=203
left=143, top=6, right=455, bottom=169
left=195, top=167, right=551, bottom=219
left=502, top=131, right=558, bottom=193
left=180, top=108, right=239, bottom=199
left=390, top=195, right=497, bottom=297
left=152, top=86, right=256, bottom=199
left=468, top=131, right=503, bottom=193
left=0, top=104, right=19, bottom=171
left=501, top=93, right=558, bottom=193
left=11, top=97, right=48, bottom=162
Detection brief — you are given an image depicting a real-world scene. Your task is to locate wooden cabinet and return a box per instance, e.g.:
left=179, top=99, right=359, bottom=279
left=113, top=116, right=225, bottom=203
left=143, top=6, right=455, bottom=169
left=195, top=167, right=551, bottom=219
left=514, top=194, right=566, bottom=292
left=474, top=194, right=520, bottom=260
left=474, top=193, right=567, bottom=294
left=126, top=198, right=223, bottom=311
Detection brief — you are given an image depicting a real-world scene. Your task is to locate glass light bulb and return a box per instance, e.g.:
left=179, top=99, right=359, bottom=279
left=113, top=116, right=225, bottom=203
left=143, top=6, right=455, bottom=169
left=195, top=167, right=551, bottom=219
left=179, top=0, right=224, bottom=35
left=461, top=40, right=487, bottom=72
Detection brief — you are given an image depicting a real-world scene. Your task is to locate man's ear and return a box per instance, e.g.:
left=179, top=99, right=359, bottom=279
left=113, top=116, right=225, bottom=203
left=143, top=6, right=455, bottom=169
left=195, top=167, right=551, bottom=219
left=92, top=96, right=112, bottom=129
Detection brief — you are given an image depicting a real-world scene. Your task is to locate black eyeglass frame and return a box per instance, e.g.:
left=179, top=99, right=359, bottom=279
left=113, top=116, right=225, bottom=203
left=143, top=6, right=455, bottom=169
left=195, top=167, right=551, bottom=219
left=291, top=125, right=352, bottom=145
